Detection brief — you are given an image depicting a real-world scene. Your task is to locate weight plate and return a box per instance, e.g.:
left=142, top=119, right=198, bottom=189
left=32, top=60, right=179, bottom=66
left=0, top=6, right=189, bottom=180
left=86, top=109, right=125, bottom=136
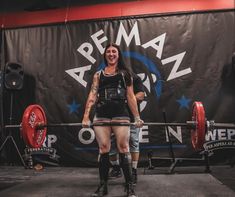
left=21, top=105, right=47, bottom=148
left=191, top=101, right=206, bottom=150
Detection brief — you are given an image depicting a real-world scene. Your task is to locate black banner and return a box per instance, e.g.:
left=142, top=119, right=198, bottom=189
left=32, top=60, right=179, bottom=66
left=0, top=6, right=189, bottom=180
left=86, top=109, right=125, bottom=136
left=1, top=11, right=235, bottom=166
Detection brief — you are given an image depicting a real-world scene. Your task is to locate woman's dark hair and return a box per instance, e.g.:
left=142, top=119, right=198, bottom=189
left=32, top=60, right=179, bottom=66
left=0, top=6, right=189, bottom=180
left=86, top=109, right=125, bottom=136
left=103, top=43, right=132, bottom=85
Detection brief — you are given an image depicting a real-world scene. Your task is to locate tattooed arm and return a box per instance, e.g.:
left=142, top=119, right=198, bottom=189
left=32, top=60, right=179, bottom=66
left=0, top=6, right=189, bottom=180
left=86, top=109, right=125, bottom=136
left=82, top=72, right=99, bottom=127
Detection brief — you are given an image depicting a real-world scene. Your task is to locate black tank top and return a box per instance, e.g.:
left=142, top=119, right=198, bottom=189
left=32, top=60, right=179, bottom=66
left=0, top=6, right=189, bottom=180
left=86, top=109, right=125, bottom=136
left=98, top=70, right=126, bottom=101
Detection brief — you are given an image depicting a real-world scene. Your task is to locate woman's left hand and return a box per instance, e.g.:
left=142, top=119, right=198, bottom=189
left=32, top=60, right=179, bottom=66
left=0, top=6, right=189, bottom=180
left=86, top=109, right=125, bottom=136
left=134, top=116, right=144, bottom=128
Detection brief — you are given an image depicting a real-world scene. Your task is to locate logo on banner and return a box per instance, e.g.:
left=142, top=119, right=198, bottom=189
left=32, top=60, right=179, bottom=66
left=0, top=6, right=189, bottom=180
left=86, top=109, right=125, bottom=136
left=66, top=22, right=191, bottom=97
left=65, top=21, right=192, bottom=146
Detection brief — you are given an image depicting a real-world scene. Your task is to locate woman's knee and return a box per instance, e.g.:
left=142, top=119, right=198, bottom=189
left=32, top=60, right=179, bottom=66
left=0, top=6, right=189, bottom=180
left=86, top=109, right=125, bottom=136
left=99, top=143, right=110, bottom=153
left=117, top=142, right=129, bottom=153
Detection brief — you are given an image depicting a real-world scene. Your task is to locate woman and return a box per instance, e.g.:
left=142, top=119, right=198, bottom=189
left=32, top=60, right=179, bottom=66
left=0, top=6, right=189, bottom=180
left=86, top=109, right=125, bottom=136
left=82, top=43, right=143, bottom=197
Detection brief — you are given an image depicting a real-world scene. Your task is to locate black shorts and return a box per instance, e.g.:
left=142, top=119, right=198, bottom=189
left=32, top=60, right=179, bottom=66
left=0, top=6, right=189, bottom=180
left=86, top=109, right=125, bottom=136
left=94, top=100, right=130, bottom=121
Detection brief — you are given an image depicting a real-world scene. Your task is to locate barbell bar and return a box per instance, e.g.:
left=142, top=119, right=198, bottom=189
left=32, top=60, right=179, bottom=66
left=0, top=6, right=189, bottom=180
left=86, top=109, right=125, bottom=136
left=4, top=122, right=192, bottom=128
left=9, top=121, right=235, bottom=129
left=39, top=122, right=192, bottom=128
left=3, top=101, right=235, bottom=150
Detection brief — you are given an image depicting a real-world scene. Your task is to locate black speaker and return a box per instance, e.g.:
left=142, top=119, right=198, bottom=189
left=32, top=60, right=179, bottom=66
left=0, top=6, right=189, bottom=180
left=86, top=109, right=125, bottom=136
left=4, top=62, right=24, bottom=90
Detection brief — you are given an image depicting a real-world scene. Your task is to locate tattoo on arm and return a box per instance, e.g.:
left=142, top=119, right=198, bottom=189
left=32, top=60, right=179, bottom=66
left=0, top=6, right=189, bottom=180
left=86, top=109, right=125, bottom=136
left=91, top=84, right=98, bottom=94
left=91, top=72, right=99, bottom=93
left=84, top=99, right=95, bottom=116
left=84, top=73, right=99, bottom=117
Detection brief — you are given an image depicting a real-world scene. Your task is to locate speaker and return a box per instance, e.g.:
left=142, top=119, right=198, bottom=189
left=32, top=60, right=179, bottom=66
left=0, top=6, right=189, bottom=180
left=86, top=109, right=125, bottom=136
left=4, top=62, right=24, bottom=90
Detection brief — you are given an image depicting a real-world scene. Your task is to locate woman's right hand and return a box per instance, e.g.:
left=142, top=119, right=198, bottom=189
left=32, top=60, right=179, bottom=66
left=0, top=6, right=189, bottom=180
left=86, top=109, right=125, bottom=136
left=82, top=117, right=91, bottom=128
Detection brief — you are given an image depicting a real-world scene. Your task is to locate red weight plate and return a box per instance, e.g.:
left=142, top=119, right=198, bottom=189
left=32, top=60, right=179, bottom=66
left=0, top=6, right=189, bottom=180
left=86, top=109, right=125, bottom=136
left=191, top=101, right=206, bottom=150
left=21, top=105, right=47, bottom=148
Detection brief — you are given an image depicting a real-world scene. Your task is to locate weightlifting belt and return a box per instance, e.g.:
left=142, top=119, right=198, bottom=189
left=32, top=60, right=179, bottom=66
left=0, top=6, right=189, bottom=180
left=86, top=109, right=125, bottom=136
left=101, top=87, right=126, bottom=101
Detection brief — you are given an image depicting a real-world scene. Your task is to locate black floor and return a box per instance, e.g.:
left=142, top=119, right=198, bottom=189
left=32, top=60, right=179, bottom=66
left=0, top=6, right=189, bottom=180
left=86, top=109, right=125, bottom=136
left=0, top=165, right=234, bottom=197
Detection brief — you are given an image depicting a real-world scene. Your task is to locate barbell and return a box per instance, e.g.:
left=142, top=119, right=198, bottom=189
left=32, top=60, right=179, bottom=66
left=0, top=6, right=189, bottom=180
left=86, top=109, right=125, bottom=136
left=4, top=101, right=235, bottom=150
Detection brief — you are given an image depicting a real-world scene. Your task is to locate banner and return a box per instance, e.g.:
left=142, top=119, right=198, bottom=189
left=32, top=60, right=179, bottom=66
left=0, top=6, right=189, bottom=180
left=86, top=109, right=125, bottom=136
left=1, top=11, right=235, bottom=166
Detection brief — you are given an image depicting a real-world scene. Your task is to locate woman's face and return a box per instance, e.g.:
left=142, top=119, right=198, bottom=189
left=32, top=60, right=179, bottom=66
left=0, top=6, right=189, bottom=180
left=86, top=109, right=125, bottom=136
left=105, top=46, right=119, bottom=66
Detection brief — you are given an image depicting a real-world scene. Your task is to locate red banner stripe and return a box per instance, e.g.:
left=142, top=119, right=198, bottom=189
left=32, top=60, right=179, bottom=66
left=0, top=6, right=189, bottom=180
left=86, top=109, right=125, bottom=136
left=0, top=0, right=234, bottom=28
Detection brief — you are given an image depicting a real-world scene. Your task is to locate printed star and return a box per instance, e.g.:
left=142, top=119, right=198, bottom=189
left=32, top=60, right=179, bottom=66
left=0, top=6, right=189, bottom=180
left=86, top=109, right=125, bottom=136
left=176, top=95, right=191, bottom=109
left=68, top=100, right=80, bottom=114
